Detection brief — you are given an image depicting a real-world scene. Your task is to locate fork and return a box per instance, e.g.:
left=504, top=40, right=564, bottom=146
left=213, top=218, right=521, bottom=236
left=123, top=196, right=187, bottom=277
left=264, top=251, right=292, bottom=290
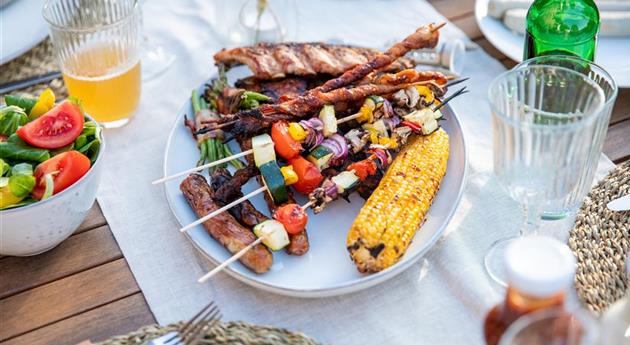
left=146, top=301, right=222, bottom=345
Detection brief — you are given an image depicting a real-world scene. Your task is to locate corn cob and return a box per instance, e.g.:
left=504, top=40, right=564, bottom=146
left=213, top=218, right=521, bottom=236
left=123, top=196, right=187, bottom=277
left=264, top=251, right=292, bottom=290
left=346, top=128, right=449, bottom=273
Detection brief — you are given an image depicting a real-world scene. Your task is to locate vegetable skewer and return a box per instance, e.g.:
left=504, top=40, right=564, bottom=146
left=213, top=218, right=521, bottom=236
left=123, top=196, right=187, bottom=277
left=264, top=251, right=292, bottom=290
left=153, top=98, right=388, bottom=185
left=179, top=86, right=466, bottom=233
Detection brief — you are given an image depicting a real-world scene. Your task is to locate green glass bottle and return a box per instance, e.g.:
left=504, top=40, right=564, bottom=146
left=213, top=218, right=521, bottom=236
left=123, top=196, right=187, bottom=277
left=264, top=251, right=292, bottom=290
left=523, top=0, right=600, bottom=61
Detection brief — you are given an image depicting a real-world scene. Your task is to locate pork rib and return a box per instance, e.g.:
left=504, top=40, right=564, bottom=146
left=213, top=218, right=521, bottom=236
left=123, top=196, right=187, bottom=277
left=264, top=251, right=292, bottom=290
left=214, top=43, right=414, bottom=80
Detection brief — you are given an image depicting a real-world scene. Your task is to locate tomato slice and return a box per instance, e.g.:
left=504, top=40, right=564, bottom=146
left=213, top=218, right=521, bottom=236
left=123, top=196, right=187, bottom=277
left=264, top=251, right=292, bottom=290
left=32, top=151, right=91, bottom=200
left=17, top=100, right=84, bottom=149
left=273, top=203, right=308, bottom=235
left=271, top=121, right=302, bottom=160
left=288, top=156, right=323, bottom=195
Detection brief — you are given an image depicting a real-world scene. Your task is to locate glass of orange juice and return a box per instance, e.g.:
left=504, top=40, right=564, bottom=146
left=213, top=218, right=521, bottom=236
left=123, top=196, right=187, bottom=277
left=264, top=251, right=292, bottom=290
left=43, top=0, right=141, bottom=128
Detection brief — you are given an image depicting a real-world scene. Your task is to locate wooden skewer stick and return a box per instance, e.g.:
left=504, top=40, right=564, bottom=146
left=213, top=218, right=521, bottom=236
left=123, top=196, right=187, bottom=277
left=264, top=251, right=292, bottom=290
left=301, top=200, right=315, bottom=211
left=152, top=149, right=253, bottom=185
left=180, top=186, right=267, bottom=233
left=198, top=236, right=265, bottom=283
left=197, top=199, right=315, bottom=282
left=153, top=111, right=369, bottom=185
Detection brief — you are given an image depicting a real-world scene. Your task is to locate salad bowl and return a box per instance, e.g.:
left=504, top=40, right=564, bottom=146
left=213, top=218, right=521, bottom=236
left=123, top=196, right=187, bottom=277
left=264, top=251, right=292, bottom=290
left=0, top=115, right=105, bottom=256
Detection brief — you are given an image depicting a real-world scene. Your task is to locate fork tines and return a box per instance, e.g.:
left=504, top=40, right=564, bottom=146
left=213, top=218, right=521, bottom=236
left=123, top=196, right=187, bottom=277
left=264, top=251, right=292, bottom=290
left=168, top=301, right=222, bottom=345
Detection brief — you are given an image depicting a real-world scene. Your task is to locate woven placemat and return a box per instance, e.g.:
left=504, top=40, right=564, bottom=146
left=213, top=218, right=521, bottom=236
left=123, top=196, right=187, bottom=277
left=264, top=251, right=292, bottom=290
left=0, top=38, right=67, bottom=98
left=569, top=160, right=630, bottom=314
left=98, top=321, right=320, bottom=345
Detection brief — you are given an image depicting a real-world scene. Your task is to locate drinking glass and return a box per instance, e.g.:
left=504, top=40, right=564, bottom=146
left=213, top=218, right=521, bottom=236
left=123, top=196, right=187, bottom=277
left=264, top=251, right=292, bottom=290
left=485, top=65, right=605, bottom=285
left=499, top=308, right=599, bottom=345
left=43, top=0, right=142, bottom=128
left=514, top=56, right=618, bottom=220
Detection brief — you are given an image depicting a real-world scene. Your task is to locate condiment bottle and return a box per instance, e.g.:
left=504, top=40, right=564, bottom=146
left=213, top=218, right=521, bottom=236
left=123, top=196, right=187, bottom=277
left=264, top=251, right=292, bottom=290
left=524, top=0, right=600, bottom=61
left=600, top=252, right=630, bottom=344
left=484, top=236, right=577, bottom=345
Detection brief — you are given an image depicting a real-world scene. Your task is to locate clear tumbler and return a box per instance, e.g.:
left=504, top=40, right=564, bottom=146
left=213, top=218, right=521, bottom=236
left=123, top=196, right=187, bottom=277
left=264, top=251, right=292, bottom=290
left=485, top=65, right=606, bottom=285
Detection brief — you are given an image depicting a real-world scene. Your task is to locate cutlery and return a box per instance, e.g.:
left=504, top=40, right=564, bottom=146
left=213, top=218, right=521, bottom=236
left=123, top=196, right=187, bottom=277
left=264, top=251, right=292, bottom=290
left=0, top=71, right=62, bottom=94
left=607, top=194, right=630, bottom=212
left=146, top=301, right=221, bottom=345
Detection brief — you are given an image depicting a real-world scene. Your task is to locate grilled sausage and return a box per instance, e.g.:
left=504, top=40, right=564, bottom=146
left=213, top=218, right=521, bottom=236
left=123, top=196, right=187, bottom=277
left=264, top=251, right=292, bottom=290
left=180, top=174, right=273, bottom=274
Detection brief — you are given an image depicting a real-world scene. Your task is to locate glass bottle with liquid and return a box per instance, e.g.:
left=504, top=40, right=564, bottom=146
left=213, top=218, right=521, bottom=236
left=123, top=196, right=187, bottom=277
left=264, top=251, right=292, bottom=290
left=484, top=236, right=577, bottom=345
left=523, top=0, right=600, bottom=61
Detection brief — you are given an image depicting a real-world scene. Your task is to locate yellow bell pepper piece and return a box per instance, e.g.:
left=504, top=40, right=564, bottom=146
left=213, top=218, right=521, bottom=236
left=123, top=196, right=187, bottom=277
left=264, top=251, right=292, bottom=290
left=415, top=85, right=434, bottom=104
left=0, top=187, right=25, bottom=209
left=378, top=137, right=398, bottom=149
left=29, top=88, right=56, bottom=118
left=280, top=165, right=299, bottom=185
left=356, top=106, right=373, bottom=123
left=288, top=122, right=307, bottom=142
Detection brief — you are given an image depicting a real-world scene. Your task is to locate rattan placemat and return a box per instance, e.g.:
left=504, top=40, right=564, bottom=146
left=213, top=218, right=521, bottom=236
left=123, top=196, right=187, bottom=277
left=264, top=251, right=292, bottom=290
left=569, top=161, right=630, bottom=314
left=99, top=321, right=320, bottom=345
left=0, top=38, right=67, bottom=98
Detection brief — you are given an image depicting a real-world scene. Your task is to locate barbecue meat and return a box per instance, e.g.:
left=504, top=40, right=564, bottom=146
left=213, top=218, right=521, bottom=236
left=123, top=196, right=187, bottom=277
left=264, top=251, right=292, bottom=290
left=210, top=167, right=268, bottom=227
left=180, top=174, right=272, bottom=273
left=214, top=42, right=414, bottom=80
left=235, top=77, right=311, bottom=101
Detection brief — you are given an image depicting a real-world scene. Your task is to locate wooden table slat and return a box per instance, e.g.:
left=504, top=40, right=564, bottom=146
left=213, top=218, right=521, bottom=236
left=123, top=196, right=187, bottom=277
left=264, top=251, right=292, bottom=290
left=1, top=293, right=154, bottom=345
left=0, top=258, right=140, bottom=341
left=603, top=119, right=630, bottom=164
left=451, top=15, right=483, bottom=41
left=0, top=225, right=122, bottom=299
left=76, top=203, right=108, bottom=234
left=611, top=89, right=630, bottom=125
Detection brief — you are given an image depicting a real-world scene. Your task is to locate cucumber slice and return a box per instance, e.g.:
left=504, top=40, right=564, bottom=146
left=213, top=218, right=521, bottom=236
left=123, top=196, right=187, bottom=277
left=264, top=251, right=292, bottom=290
left=252, top=134, right=276, bottom=167
left=331, top=171, right=360, bottom=192
left=253, top=220, right=290, bottom=251
left=319, top=105, right=337, bottom=137
left=307, top=145, right=334, bottom=170
left=259, top=161, right=289, bottom=204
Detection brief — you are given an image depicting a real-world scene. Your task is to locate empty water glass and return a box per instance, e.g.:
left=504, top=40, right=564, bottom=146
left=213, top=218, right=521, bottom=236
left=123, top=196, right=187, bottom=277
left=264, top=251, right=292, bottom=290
left=514, top=56, right=617, bottom=219
left=485, top=65, right=606, bottom=286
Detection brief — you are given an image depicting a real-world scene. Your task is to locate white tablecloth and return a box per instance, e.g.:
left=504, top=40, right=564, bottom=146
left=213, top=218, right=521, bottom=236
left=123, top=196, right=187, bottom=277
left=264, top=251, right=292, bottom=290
left=96, top=1, right=615, bottom=343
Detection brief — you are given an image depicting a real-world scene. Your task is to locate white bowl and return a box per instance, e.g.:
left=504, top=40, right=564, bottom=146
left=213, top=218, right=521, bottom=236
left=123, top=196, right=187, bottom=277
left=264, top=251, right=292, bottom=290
left=0, top=121, right=105, bottom=256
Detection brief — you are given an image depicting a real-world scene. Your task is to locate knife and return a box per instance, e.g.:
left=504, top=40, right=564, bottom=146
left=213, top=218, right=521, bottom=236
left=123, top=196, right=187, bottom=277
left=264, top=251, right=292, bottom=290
left=607, top=195, right=630, bottom=212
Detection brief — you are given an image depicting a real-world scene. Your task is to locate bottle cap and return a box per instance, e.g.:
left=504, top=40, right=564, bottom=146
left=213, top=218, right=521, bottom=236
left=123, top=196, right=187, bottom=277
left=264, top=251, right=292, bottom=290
left=505, top=236, right=576, bottom=298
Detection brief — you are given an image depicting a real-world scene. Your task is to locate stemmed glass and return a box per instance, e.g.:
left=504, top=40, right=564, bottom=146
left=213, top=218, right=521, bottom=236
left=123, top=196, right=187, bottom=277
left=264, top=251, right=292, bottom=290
left=513, top=56, right=618, bottom=220
left=484, top=65, right=606, bottom=286
left=138, top=1, right=176, bottom=81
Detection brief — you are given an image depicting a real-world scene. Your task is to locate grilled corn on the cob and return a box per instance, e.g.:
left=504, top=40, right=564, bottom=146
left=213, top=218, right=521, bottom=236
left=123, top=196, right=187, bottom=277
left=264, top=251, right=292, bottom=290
left=346, top=128, right=449, bottom=273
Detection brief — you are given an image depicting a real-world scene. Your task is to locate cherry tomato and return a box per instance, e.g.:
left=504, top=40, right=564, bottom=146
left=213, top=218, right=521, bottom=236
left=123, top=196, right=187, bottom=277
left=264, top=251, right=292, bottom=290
left=288, top=156, right=323, bottom=194
left=17, top=100, right=84, bottom=149
left=273, top=203, right=308, bottom=235
left=271, top=121, right=302, bottom=160
left=32, top=151, right=91, bottom=200
left=347, top=160, right=377, bottom=181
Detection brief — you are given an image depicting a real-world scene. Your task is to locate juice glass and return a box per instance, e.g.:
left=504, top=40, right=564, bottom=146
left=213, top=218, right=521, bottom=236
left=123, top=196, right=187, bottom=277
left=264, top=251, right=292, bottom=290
left=43, top=0, right=142, bottom=128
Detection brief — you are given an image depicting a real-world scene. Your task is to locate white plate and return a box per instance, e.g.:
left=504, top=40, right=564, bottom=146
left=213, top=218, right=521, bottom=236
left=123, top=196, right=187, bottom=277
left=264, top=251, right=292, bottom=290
left=475, top=0, right=630, bottom=87
left=0, top=0, right=48, bottom=65
left=162, top=67, right=468, bottom=297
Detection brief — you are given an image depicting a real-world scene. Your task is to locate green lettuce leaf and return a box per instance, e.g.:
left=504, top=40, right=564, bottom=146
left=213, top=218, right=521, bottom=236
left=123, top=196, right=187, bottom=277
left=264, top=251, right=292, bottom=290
left=0, top=106, right=28, bottom=136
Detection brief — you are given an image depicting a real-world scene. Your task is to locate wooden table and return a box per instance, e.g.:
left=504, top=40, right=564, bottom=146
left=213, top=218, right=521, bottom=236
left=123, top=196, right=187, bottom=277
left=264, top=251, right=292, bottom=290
left=1, top=2, right=629, bottom=344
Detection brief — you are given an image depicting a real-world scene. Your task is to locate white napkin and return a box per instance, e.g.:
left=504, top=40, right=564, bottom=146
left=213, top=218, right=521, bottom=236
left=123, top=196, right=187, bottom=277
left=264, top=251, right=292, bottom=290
left=95, top=1, right=615, bottom=344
